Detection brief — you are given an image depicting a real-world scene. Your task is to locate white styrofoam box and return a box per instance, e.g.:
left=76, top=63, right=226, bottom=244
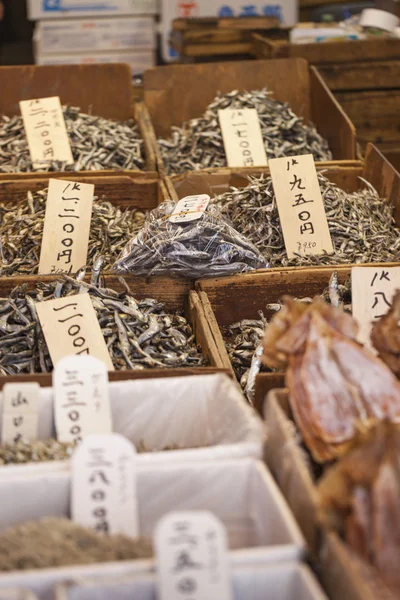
left=57, top=563, right=329, bottom=600
left=0, top=459, right=305, bottom=600
left=34, top=16, right=155, bottom=54
left=160, top=0, right=299, bottom=62
left=27, top=0, right=157, bottom=20
left=35, top=48, right=155, bottom=74
left=0, top=374, right=264, bottom=473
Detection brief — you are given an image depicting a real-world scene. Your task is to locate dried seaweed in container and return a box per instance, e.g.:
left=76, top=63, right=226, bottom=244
left=0, top=275, right=205, bottom=375
left=113, top=201, right=268, bottom=279
left=0, top=106, right=145, bottom=173
left=0, top=189, right=146, bottom=275
left=371, top=289, right=400, bottom=376
left=158, top=89, right=332, bottom=174
left=214, top=173, right=400, bottom=267
left=262, top=297, right=400, bottom=463
left=0, top=518, right=153, bottom=571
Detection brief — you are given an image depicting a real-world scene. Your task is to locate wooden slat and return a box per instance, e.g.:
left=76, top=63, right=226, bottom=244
left=183, top=42, right=254, bottom=57
left=319, top=60, right=400, bottom=92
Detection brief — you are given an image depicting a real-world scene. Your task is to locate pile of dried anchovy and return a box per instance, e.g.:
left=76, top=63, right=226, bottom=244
left=0, top=276, right=205, bottom=375
left=226, top=273, right=352, bottom=401
left=0, top=188, right=146, bottom=275
left=114, top=201, right=267, bottom=278
left=215, top=173, right=400, bottom=267
left=0, top=518, right=153, bottom=571
left=0, top=106, right=145, bottom=172
left=158, top=89, right=332, bottom=174
left=0, top=439, right=75, bottom=464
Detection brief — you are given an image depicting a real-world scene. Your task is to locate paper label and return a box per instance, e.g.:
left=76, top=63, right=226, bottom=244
left=38, top=179, right=94, bottom=275
left=72, top=434, right=138, bottom=537
left=20, top=97, right=73, bottom=168
left=352, top=266, right=400, bottom=348
left=155, top=511, right=233, bottom=600
left=53, top=355, right=112, bottom=444
left=35, top=293, right=114, bottom=370
left=1, top=383, right=40, bottom=444
left=169, top=195, right=210, bottom=224
left=269, top=154, right=334, bottom=259
left=218, top=108, right=267, bottom=168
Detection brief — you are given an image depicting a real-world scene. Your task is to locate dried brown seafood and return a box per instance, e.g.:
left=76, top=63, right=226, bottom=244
left=371, top=289, right=400, bottom=376
left=262, top=298, right=400, bottom=462
left=318, top=422, right=400, bottom=593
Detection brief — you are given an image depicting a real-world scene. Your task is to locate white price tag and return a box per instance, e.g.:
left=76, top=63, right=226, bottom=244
left=72, top=434, right=138, bottom=537
left=20, top=96, right=73, bottom=169
left=1, top=383, right=40, bottom=444
left=169, top=195, right=210, bottom=224
left=352, top=266, right=400, bottom=349
left=155, top=511, right=233, bottom=600
left=218, top=108, right=267, bottom=168
left=53, top=355, right=112, bottom=444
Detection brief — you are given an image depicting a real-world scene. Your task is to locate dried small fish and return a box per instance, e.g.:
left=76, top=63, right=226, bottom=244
left=214, top=173, right=400, bottom=267
left=0, top=106, right=145, bottom=173
left=0, top=518, right=152, bottom=571
left=159, top=89, right=332, bottom=174
left=114, top=201, right=267, bottom=278
left=0, top=189, right=146, bottom=275
left=0, top=276, right=205, bottom=374
left=0, top=439, right=75, bottom=464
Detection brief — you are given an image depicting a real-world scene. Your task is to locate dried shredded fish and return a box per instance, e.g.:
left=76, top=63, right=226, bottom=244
left=158, top=88, right=332, bottom=175
left=0, top=106, right=145, bottom=172
left=0, top=189, right=146, bottom=275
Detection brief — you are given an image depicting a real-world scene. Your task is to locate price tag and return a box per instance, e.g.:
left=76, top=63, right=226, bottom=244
left=38, top=179, right=94, bottom=275
left=269, top=154, right=334, bottom=259
left=155, top=511, right=233, bottom=600
left=352, top=266, right=400, bottom=348
left=218, top=108, right=267, bottom=168
left=20, top=97, right=73, bottom=169
left=53, top=355, right=112, bottom=444
left=35, top=293, right=114, bottom=370
left=169, top=195, right=210, bottom=224
left=1, top=383, right=40, bottom=444
left=72, top=434, right=138, bottom=537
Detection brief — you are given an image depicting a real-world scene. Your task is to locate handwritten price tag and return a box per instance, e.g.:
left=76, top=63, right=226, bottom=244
left=218, top=108, right=267, bottom=168
left=1, top=383, right=40, bottom=444
left=170, top=195, right=210, bottom=224
left=20, top=96, right=73, bottom=169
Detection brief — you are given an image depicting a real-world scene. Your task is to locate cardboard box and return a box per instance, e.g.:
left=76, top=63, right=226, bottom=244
left=35, top=48, right=155, bottom=74
left=27, top=0, right=158, bottom=20
left=34, top=16, right=155, bottom=53
left=160, top=0, right=298, bottom=62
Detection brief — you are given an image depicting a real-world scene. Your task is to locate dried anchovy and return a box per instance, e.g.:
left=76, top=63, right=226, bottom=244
left=0, top=518, right=152, bottom=571
left=0, top=189, right=146, bottom=275
left=0, top=276, right=205, bottom=375
left=0, top=106, right=145, bottom=172
left=158, top=89, right=332, bottom=175
left=215, top=173, right=400, bottom=267
left=114, top=201, right=267, bottom=278
left=0, top=438, right=75, bottom=464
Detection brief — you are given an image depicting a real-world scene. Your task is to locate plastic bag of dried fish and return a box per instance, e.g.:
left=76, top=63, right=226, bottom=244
left=113, top=200, right=268, bottom=278
left=158, top=89, right=332, bottom=174
left=0, top=106, right=145, bottom=172
left=214, top=173, right=400, bottom=267
left=0, top=188, right=146, bottom=275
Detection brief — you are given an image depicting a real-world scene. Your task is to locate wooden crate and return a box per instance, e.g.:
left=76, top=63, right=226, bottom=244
left=0, top=63, right=157, bottom=177
left=144, top=58, right=356, bottom=174
left=265, top=389, right=398, bottom=600
left=0, top=273, right=227, bottom=385
left=171, top=16, right=280, bottom=62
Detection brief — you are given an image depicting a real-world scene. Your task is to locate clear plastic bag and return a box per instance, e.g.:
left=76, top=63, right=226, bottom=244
left=113, top=201, right=268, bottom=278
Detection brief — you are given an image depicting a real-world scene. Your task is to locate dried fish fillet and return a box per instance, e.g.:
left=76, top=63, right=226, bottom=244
left=159, top=88, right=332, bottom=174
left=262, top=298, right=400, bottom=462
left=371, top=290, right=400, bottom=376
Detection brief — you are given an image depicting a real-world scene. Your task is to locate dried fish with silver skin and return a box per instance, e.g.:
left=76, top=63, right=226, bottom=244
left=159, top=89, right=332, bottom=175
left=214, top=173, right=400, bottom=267
left=0, top=275, right=205, bottom=375
left=0, top=106, right=145, bottom=173
left=113, top=201, right=267, bottom=279
left=0, top=189, right=146, bottom=275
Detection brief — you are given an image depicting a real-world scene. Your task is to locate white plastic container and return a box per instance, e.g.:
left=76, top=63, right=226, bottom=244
left=27, top=0, right=158, bottom=20
left=0, top=459, right=305, bottom=599
left=56, top=562, right=328, bottom=600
